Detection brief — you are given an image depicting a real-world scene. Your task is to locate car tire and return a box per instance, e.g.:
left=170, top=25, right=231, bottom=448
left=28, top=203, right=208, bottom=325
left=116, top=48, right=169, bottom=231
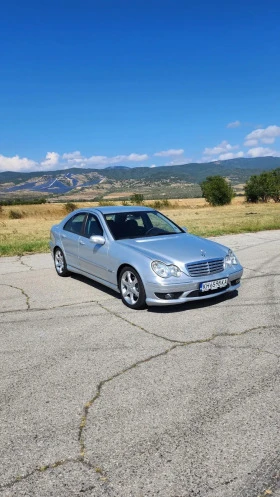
left=119, top=266, right=146, bottom=310
left=54, top=248, right=70, bottom=277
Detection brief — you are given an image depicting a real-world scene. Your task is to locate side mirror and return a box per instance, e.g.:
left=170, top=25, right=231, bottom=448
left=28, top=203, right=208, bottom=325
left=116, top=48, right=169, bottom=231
left=90, top=235, right=105, bottom=245
left=182, top=226, right=188, bottom=233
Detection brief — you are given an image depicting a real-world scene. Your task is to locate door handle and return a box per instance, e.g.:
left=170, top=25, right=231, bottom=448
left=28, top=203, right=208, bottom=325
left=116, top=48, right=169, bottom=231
left=79, top=241, right=85, bottom=245
left=61, top=234, right=67, bottom=238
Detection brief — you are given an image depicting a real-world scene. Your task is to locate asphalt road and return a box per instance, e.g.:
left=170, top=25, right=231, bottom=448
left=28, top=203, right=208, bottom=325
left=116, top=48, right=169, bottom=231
left=0, top=230, right=279, bottom=497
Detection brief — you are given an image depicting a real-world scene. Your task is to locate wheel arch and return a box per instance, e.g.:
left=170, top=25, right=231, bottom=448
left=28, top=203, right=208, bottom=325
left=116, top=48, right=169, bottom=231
left=117, top=263, right=146, bottom=289
left=117, top=263, right=147, bottom=309
left=117, top=263, right=134, bottom=287
left=53, top=244, right=63, bottom=256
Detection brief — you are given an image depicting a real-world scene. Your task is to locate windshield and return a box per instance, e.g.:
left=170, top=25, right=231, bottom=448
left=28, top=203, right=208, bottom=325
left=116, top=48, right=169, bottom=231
left=104, top=211, right=183, bottom=240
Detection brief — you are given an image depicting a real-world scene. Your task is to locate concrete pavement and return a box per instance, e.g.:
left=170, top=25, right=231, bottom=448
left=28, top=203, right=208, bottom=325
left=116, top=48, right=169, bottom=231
left=0, top=231, right=279, bottom=496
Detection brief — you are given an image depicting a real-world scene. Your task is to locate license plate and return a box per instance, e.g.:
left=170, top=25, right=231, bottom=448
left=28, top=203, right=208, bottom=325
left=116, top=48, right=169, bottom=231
left=200, top=278, right=228, bottom=292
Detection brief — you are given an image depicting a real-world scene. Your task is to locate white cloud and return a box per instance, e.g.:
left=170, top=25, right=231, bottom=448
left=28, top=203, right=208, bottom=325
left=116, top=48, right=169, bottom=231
left=247, top=147, right=280, bottom=158
left=245, top=125, right=280, bottom=145
left=150, top=164, right=157, bottom=168
left=218, top=151, right=244, bottom=160
left=127, top=153, right=148, bottom=161
left=154, top=149, right=184, bottom=157
left=62, top=151, right=149, bottom=168
left=244, top=139, right=258, bottom=147
left=41, top=152, right=60, bottom=167
left=203, top=141, right=239, bottom=156
left=165, top=157, right=192, bottom=166
left=0, top=154, right=37, bottom=173
left=261, top=137, right=275, bottom=144
left=62, top=151, right=83, bottom=161
left=0, top=150, right=150, bottom=173
left=227, top=120, right=241, bottom=128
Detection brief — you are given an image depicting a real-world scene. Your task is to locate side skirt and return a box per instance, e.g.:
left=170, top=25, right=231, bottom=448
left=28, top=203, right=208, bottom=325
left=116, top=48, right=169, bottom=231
left=67, top=265, right=120, bottom=294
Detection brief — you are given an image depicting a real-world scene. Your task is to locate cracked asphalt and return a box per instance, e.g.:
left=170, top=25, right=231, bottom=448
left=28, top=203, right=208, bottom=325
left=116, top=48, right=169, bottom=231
left=0, top=230, right=279, bottom=497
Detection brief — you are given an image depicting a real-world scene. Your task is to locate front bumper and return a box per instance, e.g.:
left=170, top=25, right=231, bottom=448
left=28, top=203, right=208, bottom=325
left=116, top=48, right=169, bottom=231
left=145, top=267, right=243, bottom=306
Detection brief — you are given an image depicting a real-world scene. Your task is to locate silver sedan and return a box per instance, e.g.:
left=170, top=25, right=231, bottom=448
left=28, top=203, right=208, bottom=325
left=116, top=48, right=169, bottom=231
left=49, top=206, right=243, bottom=309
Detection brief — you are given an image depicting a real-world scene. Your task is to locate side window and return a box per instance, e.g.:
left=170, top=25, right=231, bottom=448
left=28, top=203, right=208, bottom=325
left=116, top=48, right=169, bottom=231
left=64, top=213, right=86, bottom=235
left=84, top=214, right=103, bottom=238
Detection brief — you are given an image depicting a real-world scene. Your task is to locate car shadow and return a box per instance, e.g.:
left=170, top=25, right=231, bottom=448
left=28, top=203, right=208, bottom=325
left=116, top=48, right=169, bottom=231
left=69, top=273, right=121, bottom=300
left=147, top=290, right=239, bottom=314
left=69, top=272, right=238, bottom=312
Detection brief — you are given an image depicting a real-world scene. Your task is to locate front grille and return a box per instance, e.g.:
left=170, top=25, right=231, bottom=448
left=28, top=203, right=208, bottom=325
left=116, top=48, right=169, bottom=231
left=186, top=258, right=224, bottom=277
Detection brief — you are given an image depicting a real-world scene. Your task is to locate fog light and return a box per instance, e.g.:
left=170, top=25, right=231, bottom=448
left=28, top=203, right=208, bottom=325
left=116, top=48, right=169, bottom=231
left=155, top=292, right=183, bottom=300
left=165, top=293, right=174, bottom=299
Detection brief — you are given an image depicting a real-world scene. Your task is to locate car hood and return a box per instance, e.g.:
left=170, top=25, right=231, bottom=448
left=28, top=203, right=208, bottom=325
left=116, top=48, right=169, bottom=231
left=117, top=234, right=229, bottom=271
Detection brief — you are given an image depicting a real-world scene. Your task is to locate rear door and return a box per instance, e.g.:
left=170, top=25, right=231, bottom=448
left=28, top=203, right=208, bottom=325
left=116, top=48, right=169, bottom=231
left=61, top=212, right=87, bottom=269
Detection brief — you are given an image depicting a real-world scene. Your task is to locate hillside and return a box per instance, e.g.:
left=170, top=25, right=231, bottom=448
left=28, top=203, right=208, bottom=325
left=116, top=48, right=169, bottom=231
left=0, top=156, right=279, bottom=200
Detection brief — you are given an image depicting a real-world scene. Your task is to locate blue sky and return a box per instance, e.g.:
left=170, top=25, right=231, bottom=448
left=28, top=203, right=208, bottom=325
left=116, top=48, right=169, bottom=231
left=1, top=0, right=280, bottom=172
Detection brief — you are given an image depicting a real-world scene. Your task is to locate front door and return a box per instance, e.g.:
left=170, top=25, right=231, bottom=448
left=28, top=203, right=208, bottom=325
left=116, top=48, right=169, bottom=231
left=78, top=213, right=110, bottom=282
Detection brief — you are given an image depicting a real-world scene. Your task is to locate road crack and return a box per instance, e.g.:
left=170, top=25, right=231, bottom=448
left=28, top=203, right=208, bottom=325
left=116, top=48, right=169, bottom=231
left=243, top=271, right=280, bottom=280
left=0, top=457, right=109, bottom=492
left=78, top=343, right=180, bottom=458
left=78, top=324, right=273, bottom=461
left=0, top=319, right=276, bottom=492
left=96, top=301, right=185, bottom=344
left=210, top=341, right=280, bottom=361
left=0, top=299, right=108, bottom=315
left=19, top=256, right=33, bottom=270
left=0, top=283, right=30, bottom=310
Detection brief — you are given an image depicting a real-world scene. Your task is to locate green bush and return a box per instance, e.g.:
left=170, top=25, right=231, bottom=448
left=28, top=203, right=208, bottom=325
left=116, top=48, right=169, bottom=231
left=64, top=202, right=77, bottom=213
left=161, top=198, right=170, bottom=207
left=200, top=176, right=234, bottom=206
left=153, top=200, right=162, bottom=209
left=150, top=199, right=171, bottom=209
left=9, top=210, right=23, bottom=219
left=130, top=193, right=144, bottom=205
left=0, top=198, right=46, bottom=206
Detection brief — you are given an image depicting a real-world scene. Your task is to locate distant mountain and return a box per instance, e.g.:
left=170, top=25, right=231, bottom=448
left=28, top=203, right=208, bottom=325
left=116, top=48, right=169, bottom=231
left=104, top=165, right=131, bottom=170
left=0, top=156, right=279, bottom=199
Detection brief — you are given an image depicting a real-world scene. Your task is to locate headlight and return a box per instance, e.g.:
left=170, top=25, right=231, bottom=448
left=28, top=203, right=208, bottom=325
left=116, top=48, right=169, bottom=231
left=151, top=260, right=181, bottom=278
left=224, top=249, right=239, bottom=268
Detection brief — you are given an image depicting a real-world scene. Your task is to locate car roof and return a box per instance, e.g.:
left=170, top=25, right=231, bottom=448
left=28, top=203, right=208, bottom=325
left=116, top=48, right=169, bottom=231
left=82, top=205, right=155, bottom=215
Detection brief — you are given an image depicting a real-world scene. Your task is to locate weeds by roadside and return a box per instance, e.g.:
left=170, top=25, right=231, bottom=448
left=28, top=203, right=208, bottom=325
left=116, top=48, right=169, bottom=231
left=0, top=198, right=280, bottom=256
left=9, top=210, right=24, bottom=219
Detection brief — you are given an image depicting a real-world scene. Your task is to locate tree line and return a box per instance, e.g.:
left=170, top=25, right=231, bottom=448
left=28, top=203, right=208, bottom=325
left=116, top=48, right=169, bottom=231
left=200, top=168, right=280, bottom=206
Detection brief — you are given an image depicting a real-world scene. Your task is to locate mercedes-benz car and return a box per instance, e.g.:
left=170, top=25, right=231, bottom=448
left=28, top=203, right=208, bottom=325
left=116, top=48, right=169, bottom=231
left=49, top=206, right=243, bottom=309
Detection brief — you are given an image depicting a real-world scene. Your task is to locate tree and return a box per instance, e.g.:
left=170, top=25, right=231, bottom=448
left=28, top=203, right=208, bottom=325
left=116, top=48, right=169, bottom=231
left=244, top=175, right=261, bottom=202
left=200, top=176, right=234, bottom=206
left=130, top=193, right=144, bottom=205
left=245, top=169, right=280, bottom=203
left=270, top=169, right=280, bottom=202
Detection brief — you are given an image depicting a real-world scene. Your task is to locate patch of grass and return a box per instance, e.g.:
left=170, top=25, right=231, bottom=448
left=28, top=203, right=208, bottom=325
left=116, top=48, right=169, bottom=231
left=0, top=198, right=279, bottom=256
left=98, top=200, right=116, bottom=206
left=0, top=239, right=49, bottom=256
left=166, top=201, right=280, bottom=237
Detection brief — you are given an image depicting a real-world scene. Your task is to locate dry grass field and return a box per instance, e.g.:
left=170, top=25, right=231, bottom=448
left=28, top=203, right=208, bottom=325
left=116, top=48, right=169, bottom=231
left=0, top=197, right=280, bottom=256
